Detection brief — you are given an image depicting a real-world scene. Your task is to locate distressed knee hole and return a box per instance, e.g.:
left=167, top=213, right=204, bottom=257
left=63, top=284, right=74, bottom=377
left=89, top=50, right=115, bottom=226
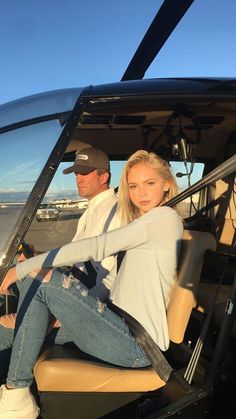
left=62, top=273, right=89, bottom=298
left=62, top=273, right=79, bottom=289
left=96, top=299, right=106, bottom=314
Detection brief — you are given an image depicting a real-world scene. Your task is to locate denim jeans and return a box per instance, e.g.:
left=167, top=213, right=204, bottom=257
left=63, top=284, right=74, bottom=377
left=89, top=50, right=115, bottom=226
left=6, top=268, right=150, bottom=388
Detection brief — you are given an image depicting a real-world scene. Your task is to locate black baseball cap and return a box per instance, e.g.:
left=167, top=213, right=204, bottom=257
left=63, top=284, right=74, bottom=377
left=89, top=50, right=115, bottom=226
left=63, top=147, right=110, bottom=175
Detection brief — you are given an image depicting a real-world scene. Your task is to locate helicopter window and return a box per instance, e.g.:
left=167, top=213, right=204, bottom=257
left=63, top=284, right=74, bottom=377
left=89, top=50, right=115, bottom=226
left=0, top=119, right=65, bottom=262
left=0, top=88, right=83, bottom=130
left=24, top=160, right=126, bottom=252
left=170, top=161, right=205, bottom=218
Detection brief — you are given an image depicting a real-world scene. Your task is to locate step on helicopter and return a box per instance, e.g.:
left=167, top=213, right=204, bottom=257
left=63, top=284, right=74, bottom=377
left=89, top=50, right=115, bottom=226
left=0, top=0, right=236, bottom=418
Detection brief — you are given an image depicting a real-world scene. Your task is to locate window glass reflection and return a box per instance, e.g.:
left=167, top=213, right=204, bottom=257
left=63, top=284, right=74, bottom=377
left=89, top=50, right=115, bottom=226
left=0, top=119, right=64, bottom=260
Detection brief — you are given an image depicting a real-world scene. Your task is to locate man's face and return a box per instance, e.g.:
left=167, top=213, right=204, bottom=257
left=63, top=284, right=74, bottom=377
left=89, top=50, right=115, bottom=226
left=75, top=170, right=108, bottom=200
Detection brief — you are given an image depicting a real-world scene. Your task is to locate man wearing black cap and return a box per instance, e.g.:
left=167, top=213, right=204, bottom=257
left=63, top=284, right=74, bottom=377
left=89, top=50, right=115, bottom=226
left=63, top=147, right=111, bottom=198
left=62, top=146, right=120, bottom=298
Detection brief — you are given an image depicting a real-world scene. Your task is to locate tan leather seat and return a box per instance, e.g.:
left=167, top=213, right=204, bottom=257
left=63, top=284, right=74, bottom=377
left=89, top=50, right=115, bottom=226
left=34, top=346, right=164, bottom=392
left=167, top=230, right=215, bottom=343
left=34, top=230, right=216, bottom=393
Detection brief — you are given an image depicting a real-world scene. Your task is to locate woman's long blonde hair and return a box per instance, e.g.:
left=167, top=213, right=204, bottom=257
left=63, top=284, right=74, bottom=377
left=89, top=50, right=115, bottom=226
left=118, top=150, right=178, bottom=224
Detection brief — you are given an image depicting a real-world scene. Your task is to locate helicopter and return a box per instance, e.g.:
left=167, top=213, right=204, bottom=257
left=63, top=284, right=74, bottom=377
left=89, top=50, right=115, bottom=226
left=0, top=0, right=236, bottom=418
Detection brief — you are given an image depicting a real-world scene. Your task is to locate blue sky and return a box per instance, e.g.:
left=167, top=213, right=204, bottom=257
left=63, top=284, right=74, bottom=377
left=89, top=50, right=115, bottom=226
left=0, top=0, right=235, bottom=198
left=1, top=0, right=236, bottom=106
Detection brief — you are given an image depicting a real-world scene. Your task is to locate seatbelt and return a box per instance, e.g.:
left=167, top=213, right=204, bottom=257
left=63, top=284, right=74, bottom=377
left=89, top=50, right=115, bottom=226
left=102, top=202, right=117, bottom=233
left=110, top=249, right=173, bottom=382
left=72, top=202, right=118, bottom=289
left=107, top=301, right=172, bottom=382
left=117, top=250, right=126, bottom=271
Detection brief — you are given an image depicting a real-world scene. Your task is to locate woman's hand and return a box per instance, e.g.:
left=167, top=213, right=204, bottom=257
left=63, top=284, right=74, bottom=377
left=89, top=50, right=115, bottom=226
left=0, top=267, right=17, bottom=295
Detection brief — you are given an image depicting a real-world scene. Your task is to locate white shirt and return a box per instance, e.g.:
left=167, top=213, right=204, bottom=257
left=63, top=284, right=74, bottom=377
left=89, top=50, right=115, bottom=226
left=71, top=188, right=120, bottom=289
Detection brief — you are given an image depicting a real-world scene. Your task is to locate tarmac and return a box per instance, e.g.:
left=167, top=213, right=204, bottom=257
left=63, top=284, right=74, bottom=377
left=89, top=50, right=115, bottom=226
left=25, top=208, right=81, bottom=252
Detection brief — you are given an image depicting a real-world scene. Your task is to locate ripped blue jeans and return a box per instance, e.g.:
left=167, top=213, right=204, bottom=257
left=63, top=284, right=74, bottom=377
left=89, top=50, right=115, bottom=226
left=6, top=268, right=150, bottom=388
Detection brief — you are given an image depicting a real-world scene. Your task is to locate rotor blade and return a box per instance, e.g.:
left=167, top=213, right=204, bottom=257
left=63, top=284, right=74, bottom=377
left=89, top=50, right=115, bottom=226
left=121, top=0, right=195, bottom=81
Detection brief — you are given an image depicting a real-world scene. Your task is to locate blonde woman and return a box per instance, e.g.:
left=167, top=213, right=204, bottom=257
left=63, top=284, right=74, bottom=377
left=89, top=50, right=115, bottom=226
left=0, top=150, right=183, bottom=419
left=118, top=149, right=178, bottom=224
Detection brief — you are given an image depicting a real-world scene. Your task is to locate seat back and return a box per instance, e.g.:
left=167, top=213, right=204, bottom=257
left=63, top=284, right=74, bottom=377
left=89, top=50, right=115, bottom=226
left=167, top=230, right=216, bottom=343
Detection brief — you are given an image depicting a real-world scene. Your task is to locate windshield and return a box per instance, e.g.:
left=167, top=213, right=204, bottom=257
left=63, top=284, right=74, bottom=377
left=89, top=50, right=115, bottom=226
left=0, top=88, right=83, bottom=130
left=0, top=89, right=84, bottom=266
left=0, top=120, right=65, bottom=261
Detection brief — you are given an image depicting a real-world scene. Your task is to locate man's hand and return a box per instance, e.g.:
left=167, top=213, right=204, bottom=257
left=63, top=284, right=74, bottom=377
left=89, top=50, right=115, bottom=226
left=0, top=267, right=17, bottom=295
left=0, top=313, right=16, bottom=328
left=17, top=242, right=36, bottom=262
left=17, top=253, right=27, bottom=262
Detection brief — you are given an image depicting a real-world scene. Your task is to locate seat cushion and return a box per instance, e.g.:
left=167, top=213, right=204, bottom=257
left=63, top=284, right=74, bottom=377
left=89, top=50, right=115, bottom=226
left=34, top=346, right=165, bottom=393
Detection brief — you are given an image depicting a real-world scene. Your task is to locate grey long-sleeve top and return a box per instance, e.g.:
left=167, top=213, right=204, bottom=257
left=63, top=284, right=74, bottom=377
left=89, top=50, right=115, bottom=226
left=16, top=206, right=183, bottom=351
